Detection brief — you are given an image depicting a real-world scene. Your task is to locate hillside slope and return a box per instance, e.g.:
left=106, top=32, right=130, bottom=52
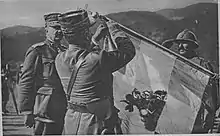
left=107, top=3, right=218, bottom=72
left=1, top=3, right=218, bottom=72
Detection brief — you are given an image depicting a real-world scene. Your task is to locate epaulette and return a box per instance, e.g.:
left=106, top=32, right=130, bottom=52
left=25, top=42, right=46, bottom=56
left=31, top=42, right=46, bottom=49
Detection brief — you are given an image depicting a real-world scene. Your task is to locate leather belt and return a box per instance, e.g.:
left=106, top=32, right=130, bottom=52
left=42, top=84, right=53, bottom=87
left=67, top=102, right=90, bottom=113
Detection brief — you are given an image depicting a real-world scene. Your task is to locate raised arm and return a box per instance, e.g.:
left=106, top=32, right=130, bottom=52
left=98, top=21, right=136, bottom=72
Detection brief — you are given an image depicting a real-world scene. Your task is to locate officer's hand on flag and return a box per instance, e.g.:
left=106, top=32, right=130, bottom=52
left=92, top=23, right=108, bottom=44
left=210, top=73, right=220, bottom=85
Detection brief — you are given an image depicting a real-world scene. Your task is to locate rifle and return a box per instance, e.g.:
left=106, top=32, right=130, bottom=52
left=9, top=86, right=19, bottom=115
left=6, top=75, right=19, bottom=115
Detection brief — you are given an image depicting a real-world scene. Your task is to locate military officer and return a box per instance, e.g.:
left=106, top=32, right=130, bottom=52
left=162, top=29, right=218, bottom=133
left=18, top=13, right=67, bottom=135
left=55, top=10, right=136, bottom=135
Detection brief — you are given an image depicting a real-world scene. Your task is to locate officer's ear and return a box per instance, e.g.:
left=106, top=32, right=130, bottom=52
left=45, top=25, right=49, bottom=33
left=45, top=28, right=48, bottom=33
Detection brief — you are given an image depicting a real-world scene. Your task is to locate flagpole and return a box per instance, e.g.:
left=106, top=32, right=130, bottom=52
left=101, top=15, right=216, bottom=77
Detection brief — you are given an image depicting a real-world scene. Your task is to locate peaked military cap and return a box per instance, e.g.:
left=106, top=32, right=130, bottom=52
left=162, top=29, right=199, bottom=49
left=58, top=10, right=95, bottom=35
left=44, top=12, right=61, bottom=27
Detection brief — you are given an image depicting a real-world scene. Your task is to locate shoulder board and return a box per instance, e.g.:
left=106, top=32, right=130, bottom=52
left=25, top=42, right=45, bottom=56
left=31, top=42, right=46, bottom=49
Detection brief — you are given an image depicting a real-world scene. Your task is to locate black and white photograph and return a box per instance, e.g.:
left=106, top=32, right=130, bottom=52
left=0, top=0, right=219, bottom=135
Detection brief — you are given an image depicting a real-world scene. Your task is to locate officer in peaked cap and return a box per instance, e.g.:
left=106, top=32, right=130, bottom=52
left=55, top=9, right=136, bottom=134
left=162, top=29, right=218, bottom=133
left=18, top=12, right=67, bottom=135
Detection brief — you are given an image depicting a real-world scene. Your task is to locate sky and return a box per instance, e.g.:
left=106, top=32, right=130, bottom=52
left=0, top=0, right=218, bottom=29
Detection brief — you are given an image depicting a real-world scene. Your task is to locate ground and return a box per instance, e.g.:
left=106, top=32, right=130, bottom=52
left=1, top=84, right=33, bottom=136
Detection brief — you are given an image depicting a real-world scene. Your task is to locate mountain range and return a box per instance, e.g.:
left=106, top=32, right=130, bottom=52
left=1, top=3, right=218, bottom=72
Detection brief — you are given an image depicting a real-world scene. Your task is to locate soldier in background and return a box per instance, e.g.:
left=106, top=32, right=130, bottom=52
left=162, top=29, right=218, bottom=133
left=2, top=63, right=20, bottom=114
left=162, top=29, right=214, bottom=72
left=16, top=64, right=23, bottom=84
left=55, top=10, right=135, bottom=135
left=18, top=13, right=67, bottom=135
left=1, top=65, right=10, bottom=114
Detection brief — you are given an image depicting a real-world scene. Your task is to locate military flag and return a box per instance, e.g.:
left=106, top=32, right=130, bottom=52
left=109, top=19, right=216, bottom=134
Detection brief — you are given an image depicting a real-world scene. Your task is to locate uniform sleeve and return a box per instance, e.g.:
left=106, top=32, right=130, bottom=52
left=18, top=48, right=40, bottom=115
left=99, top=28, right=136, bottom=72
left=200, top=59, right=218, bottom=111
left=197, top=58, right=214, bottom=73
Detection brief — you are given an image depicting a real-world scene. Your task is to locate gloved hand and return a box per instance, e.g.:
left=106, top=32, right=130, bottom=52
left=88, top=11, right=99, bottom=26
left=92, top=23, right=108, bottom=44
left=88, top=11, right=99, bottom=19
left=211, top=73, right=219, bottom=83
left=24, top=114, right=35, bottom=128
left=106, top=20, right=127, bottom=41
left=106, top=20, right=120, bottom=32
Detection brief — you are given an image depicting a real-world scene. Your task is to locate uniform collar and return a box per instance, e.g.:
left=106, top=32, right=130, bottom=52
left=68, top=44, right=89, bottom=51
left=185, top=51, right=198, bottom=60
left=45, top=39, right=54, bottom=46
left=44, top=39, right=60, bottom=53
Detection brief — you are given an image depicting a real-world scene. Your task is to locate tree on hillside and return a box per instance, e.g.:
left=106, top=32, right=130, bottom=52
left=147, top=29, right=166, bottom=43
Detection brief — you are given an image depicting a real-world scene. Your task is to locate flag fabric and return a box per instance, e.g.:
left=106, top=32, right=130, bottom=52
left=112, top=33, right=213, bottom=134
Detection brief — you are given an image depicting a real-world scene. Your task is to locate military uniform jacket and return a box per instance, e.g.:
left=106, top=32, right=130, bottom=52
left=190, top=55, right=219, bottom=133
left=55, top=32, right=136, bottom=105
left=191, top=56, right=217, bottom=108
left=18, top=40, right=66, bottom=114
left=191, top=56, right=214, bottom=72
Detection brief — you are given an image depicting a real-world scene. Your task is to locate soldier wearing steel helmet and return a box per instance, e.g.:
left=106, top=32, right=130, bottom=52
left=162, top=29, right=214, bottom=71
left=18, top=12, right=67, bottom=135
left=162, top=29, right=218, bottom=133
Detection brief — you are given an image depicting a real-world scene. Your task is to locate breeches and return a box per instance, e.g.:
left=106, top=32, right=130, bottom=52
left=64, top=109, right=102, bottom=135
left=33, top=92, right=67, bottom=135
left=34, top=119, right=64, bottom=135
